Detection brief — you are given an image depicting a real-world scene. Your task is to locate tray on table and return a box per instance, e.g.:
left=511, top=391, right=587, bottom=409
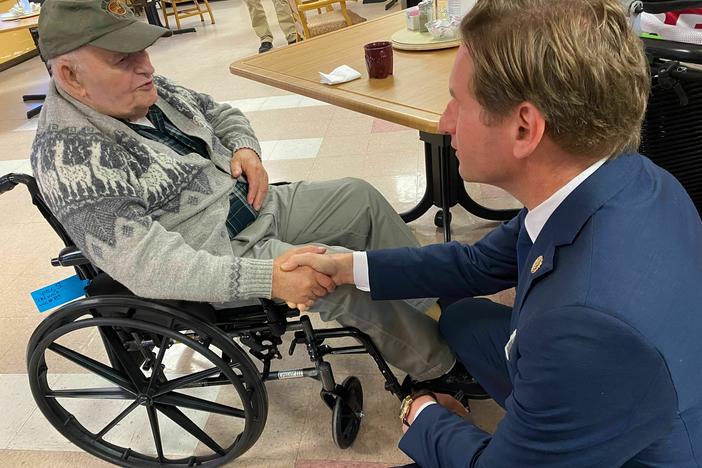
left=390, top=28, right=460, bottom=51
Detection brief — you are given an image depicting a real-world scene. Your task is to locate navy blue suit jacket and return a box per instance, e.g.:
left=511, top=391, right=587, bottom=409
left=367, top=154, right=702, bottom=467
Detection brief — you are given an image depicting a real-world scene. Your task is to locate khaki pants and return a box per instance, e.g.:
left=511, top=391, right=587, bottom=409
left=243, top=0, right=297, bottom=43
left=229, top=178, right=455, bottom=381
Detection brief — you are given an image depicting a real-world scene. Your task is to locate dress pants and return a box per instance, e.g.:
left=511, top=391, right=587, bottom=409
left=242, top=0, right=297, bottom=43
left=391, top=298, right=513, bottom=467
left=438, top=297, right=513, bottom=408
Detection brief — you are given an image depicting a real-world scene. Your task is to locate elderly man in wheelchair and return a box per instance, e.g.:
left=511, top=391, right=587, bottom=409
left=0, top=0, right=493, bottom=465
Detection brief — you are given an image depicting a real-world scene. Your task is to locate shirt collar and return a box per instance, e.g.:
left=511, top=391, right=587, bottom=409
left=130, top=116, right=155, bottom=128
left=124, top=105, right=160, bottom=129
left=524, top=157, right=608, bottom=242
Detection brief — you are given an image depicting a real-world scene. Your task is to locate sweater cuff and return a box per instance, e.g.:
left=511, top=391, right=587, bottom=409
left=229, top=137, right=263, bottom=160
left=231, top=257, right=273, bottom=299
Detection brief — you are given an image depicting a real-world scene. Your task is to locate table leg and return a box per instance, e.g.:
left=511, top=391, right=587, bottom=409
left=144, top=0, right=163, bottom=26
left=23, top=94, right=45, bottom=119
left=438, top=143, right=453, bottom=241
left=399, top=131, right=520, bottom=241
left=21, top=29, right=47, bottom=120
left=22, top=94, right=45, bottom=102
left=25, top=104, right=42, bottom=119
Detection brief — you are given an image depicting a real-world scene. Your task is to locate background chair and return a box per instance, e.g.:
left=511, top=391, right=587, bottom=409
left=159, top=0, right=215, bottom=30
left=286, top=0, right=365, bottom=40
left=635, top=1, right=702, bottom=218
left=640, top=38, right=702, bottom=218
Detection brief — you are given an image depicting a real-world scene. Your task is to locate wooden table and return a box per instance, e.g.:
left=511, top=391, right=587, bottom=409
left=1, top=16, right=45, bottom=118
left=0, top=15, right=38, bottom=33
left=231, top=12, right=518, bottom=241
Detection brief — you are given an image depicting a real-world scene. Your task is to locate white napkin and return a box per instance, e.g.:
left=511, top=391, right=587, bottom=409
left=319, top=65, right=362, bottom=85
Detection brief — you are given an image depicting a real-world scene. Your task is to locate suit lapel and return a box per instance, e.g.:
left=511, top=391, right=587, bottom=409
left=513, top=244, right=555, bottom=315
left=512, top=154, right=644, bottom=317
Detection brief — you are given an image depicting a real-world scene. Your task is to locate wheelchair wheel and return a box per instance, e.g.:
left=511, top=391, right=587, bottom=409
left=26, top=296, right=267, bottom=467
left=331, top=376, right=364, bottom=449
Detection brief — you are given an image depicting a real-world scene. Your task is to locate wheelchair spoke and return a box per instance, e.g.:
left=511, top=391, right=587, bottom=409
left=48, top=343, right=136, bottom=393
left=146, top=405, right=165, bottom=462
left=95, top=399, right=141, bottom=440
left=156, top=391, right=245, bottom=418
left=156, top=404, right=226, bottom=455
left=152, top=367, right=223, bottom=397
left=145, top=336, right=168, bottom=395
left=47, top=387, right=134, bottom=400
left=99, top=326, right=148, bottom=389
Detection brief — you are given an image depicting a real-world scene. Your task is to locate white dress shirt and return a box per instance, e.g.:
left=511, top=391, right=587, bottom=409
left=523, top=158, right=606, bottom=242
left=131, top=116, right=155, bottom=128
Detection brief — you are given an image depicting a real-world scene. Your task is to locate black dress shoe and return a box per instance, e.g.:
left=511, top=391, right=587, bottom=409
left=258, top=41, right=273, bottom=53
left=408, top=362, right=491, bottom=400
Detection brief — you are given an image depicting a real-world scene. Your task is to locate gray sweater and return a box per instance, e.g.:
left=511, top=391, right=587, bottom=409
left=30, top=76, right=274, bottom=302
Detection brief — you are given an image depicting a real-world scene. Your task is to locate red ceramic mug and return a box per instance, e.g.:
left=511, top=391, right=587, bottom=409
left=364, top=41, right=393, bottom=79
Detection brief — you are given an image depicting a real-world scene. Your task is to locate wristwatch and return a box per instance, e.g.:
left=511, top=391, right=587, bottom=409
left=399, top=389, right=436, bottom=426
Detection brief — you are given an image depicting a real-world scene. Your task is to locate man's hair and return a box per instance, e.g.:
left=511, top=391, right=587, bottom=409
left=460, top=0, right=650, bottom=160
left=46, top=48, right=83, bottom=80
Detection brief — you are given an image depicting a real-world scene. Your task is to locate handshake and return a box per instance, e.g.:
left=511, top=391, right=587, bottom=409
left=271, top=246, right=355, bottom=311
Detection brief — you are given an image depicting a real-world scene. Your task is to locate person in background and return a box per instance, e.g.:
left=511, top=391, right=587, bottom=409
left=242, top=0, right=297, bottom=53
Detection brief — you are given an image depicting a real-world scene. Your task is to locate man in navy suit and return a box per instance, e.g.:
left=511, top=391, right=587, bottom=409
left=281, top=0, right=702, bottom=466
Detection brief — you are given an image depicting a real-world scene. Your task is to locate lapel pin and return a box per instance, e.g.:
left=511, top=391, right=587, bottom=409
left=531, top=255, right=543, bottom=274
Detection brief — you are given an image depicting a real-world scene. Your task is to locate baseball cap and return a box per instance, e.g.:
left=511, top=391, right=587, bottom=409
left=38, top=0, right=172, bottom=60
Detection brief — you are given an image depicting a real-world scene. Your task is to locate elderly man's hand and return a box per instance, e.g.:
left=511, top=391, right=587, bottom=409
left=272, top=246, right=336, bottom=311
left=435, top=393, right=471, bottom=419
left=280, top=252, right=354, bottom=286
left=230, top=148, right=269, bottom=210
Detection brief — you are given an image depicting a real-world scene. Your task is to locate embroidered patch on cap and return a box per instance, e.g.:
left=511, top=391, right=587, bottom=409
left=103, top=0, right=129, bottom=17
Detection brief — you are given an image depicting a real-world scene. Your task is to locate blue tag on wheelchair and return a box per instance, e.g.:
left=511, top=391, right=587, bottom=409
left=30, top=275, right=89, bottom=313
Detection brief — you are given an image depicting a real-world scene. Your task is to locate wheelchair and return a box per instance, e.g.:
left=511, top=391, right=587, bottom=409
left=0, top=173, right=413, bottom=467
left=631, top=0, right=702, bottom=217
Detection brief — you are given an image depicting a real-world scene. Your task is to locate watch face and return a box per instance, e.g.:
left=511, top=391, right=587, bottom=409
left=400, top=395, right=413, bottom=424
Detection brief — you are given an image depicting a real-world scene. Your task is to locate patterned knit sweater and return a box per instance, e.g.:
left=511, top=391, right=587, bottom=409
left=30, top=76, right=274, bottom=302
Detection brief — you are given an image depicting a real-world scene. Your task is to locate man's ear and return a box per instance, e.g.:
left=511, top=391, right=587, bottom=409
left=513, top=102, right=545, bottom=160
left=52, top=58, right=86, bottom=99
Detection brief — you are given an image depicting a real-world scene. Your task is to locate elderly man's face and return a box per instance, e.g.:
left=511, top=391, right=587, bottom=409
left=73, top=45, right=157, bottom=121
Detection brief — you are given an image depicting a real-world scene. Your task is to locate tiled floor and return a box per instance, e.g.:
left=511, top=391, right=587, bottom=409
left=0, top=0, right=521, bottom=466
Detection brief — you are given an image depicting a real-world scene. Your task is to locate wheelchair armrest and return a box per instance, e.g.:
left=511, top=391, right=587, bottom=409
left=0, top=175, right=18, bottom=195
left=0, top=173, right=34, bottom=195
left=51, top=246, right=91, bottom=267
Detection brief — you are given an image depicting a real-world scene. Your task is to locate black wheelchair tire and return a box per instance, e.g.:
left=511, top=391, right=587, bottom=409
left=26, top=296, right=268, bottom=467
left=331, top=376, right=364, bottom=449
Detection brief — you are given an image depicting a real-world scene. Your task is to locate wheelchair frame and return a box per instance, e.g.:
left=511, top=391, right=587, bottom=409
left=1, top=172, right=408, bottom=467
